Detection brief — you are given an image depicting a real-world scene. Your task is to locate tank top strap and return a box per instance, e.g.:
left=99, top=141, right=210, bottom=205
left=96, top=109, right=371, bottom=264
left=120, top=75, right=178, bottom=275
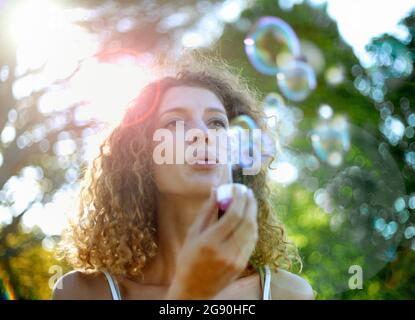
left=102, top=271, right=122, bottom=300
left=258, top=265, right=272, bottom=300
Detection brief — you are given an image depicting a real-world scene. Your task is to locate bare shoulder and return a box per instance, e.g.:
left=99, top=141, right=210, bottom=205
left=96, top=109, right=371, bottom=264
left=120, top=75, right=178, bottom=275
left=270, top=268, right=315, bottom=300
left=52, top=270, right=111, bottom=300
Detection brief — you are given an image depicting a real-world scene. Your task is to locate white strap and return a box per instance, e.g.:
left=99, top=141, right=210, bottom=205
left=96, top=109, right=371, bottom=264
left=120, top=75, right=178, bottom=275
left=102, top=271, right=122, bottom=300
left=262, top=265, right=272, bottom=300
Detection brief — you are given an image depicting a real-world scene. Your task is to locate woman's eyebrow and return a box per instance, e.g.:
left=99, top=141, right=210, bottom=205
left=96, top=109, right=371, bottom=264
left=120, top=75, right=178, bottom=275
left=205, top=107, right=227, bottom=115
left=159, top=107, right=188, bottom=118
left=159, top=106, right=227, bottom=117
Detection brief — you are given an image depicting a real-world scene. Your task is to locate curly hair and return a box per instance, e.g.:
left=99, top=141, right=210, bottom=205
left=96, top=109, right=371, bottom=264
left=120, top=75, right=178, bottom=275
left=56, top=49, right=302, bottom=280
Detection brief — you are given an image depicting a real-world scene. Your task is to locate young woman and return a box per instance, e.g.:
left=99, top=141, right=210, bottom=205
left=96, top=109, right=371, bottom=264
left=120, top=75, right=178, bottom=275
left=52, top=52, right=314, bottom=300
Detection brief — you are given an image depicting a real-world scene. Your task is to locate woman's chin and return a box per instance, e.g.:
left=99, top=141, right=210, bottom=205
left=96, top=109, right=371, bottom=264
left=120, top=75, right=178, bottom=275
left=182, top=177, right=218, bottom=193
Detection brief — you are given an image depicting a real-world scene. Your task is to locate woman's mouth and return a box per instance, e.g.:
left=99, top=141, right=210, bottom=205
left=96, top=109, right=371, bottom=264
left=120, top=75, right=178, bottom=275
left=188, top=155, right=219, bottom=170
left=189, top=163, right=218, bottom=170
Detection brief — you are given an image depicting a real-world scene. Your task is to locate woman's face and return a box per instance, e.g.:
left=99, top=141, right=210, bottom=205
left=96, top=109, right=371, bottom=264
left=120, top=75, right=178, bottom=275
left=152, top=85, right=231, bottom=198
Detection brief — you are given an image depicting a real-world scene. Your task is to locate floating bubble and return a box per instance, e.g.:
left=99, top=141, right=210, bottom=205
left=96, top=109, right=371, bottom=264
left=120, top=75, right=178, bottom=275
left=262, top=92, right=303, bottom=146
left=263, top=92, right=285, bottom=129
left=227, top=125, right=256, bottom=169
left=228, top=115, right=276, bottom=170
left=263, top=92, right=285, bottom=107
left=229, top=114, right=259, bottom=131
left=299, top=40, right=325, bottom=75
left=276, top=60, right=316, bottom=101
left=244, top=16, right=301, bottom=76
left=310, top=115, right=350, bottom=167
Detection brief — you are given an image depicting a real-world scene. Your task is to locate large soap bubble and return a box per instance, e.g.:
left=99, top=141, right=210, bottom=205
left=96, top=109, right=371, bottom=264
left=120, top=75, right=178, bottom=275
left=244, top=16, right=301, bottom=76
left=273, top=117, right=407, bottom=297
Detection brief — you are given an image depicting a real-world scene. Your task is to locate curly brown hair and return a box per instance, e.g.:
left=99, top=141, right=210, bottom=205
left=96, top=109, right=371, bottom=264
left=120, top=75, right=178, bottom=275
left=56, top=49, right=301, bottom=280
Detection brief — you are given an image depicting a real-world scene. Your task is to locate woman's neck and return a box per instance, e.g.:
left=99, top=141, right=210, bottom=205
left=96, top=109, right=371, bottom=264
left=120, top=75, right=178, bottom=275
left=141, top=193, right=213, bottom=286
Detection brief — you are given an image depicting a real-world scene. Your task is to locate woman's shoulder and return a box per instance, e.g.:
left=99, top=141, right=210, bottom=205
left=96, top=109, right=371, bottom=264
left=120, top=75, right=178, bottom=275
left=270, top=268, right=315, bottom=300
left=52, top=270, right=111, bottom=300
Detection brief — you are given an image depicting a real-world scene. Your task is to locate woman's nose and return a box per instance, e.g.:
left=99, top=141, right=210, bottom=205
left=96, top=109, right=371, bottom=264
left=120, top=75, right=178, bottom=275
left=187, top=121, right=210, bottom=145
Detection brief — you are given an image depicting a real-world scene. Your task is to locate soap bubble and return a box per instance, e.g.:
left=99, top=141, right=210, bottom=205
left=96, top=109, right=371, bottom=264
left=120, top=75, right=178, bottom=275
left=310, top=115, right=350, bottom=167
left=276, top=60, right=317, bottom=101
left=228, top=115, right=276, bottom=170
left=262, top=92, right=303, bottom=146
left=300, top=40, right=325, bottom=75
left=244, top=16, right=301, bottom=76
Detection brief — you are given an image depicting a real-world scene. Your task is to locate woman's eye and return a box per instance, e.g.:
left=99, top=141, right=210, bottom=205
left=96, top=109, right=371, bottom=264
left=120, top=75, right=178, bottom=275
left=209, top=119, right=228, bottom=129
left=165, top=119, right=184, bottom=129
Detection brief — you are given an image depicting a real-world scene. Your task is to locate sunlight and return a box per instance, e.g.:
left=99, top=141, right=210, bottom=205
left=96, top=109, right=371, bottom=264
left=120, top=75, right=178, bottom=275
left=4, top=0, right=154, bottom=236
left=69, top=56, right=152, bottom=125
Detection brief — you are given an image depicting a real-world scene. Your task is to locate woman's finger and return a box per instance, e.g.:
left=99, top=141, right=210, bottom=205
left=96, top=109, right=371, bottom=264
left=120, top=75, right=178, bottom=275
left=188, top=187, right=218, bottom=236
left=223, top=189, right=258, bottom=256
left=204, top=187, right=249, bottom=241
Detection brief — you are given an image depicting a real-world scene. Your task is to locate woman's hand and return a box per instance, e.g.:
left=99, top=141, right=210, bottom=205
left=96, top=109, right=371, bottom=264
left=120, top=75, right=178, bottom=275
left=165, top=185, right=258, bottom=299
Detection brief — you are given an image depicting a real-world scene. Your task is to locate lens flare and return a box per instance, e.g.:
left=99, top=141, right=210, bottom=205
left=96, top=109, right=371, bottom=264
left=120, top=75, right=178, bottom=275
left=0, top=272, right=17, bottom=300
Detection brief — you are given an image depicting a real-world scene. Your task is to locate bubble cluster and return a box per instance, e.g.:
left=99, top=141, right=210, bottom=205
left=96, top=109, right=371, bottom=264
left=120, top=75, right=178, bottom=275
left=244, top=16, right=317, bottom=101
left=241, top=14, right=414, bottom=298
left=268, top=116, right=409, bottom=295
left=309, top=125, right=406, bottom=292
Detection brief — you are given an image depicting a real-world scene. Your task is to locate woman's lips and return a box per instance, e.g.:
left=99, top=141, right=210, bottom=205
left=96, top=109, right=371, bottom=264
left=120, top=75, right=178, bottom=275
left=187, top=155, right=219, bottom=170
left=188, top=161, right=218, bottom=170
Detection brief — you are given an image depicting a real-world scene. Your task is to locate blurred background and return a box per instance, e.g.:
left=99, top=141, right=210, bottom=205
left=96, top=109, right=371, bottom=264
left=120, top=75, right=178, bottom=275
left=0, top=0, right=414, bottom=299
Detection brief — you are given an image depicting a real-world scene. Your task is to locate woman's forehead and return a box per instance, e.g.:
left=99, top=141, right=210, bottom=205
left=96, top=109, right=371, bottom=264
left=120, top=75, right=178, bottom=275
left=157, top=85, right=226, bottom=115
